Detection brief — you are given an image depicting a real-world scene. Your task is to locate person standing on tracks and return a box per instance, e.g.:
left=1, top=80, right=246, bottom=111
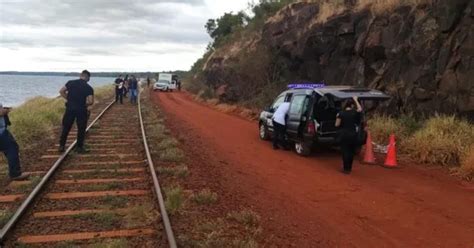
left=335, top=96, right=363, bottom=174
left=0, top=103, right=29, bottom=180
left=123, top=75, right=129, bottom=98
left=272, top=96, right=291, bottom=150
left=114, top=75, right=124, bottom=104
left=129, top=75, right=138, bottom=104
left=58, top=70, right=94, bottom=153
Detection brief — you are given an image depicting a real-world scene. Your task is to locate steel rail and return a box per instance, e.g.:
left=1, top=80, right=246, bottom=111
left=138, top=88, right=177, bottom=248
left=0, top=100, right=115, bottom=245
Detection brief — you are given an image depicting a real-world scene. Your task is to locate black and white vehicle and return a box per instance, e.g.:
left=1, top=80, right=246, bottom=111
left=258, top=84, right=390, bottom=156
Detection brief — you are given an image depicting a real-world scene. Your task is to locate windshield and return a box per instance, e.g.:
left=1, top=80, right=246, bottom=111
left=157, top=80, right=170, bottom=84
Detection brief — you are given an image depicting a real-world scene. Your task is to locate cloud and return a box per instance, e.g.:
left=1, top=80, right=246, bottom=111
left=0, top=0, right=249, bottom=71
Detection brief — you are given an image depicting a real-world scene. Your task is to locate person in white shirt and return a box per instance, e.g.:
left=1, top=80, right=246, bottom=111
left=272, top=99, right=291, bottom=150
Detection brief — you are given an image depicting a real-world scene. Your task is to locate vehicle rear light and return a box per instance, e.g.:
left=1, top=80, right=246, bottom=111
left=307, top=121, right=316, bottom=134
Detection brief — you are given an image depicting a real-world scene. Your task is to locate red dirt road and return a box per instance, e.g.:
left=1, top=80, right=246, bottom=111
left=153, top=92, right=474, bottom=248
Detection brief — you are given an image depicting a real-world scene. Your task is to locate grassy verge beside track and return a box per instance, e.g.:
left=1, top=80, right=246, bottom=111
left=141, top=89, right=261, bottom=247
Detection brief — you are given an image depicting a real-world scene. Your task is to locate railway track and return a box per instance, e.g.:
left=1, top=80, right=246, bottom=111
left=0, top=93, right=176, bottom=247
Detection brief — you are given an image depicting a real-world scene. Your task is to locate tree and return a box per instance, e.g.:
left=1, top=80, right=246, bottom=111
left=205, top=19, right=216, bottom=37
left=204, top=11, right=248, bottom=47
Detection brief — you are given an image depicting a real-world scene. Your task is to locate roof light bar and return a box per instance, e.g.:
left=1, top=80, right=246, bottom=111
left=288, top=82, right=326, bottom=89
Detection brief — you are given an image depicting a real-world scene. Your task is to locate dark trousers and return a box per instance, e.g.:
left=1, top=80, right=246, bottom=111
left=60, top=108, right=88, bottom=148
left=340, top=132, right=357, bottom=172
left=0, top=130, right=21, bottom=178
left=115, top=88, right=123, bottom=104
left=272, top=120, right=287, bottom=148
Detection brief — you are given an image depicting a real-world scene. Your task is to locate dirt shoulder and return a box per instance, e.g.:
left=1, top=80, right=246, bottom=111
left=152, top=91, right=474, bottom=248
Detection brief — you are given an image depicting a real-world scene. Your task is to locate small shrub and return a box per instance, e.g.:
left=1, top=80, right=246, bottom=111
left=157, top=165, right=189, bottom=178
left=456, top=146, right=474, bottom=180
left=227, top=210, right=260, bottom=228
left=192, top=189, right=218, bottom=205
left=0, top=210, right=13, bottom=227
left=367, top=115, right=407, bottom=145
left=160, top=148, right=185, bottom=162
left=165, top=186, right=185, bottom=215
left=157, top=137, right=179, bottom=150
left=124, top=203, right=157, bottom=228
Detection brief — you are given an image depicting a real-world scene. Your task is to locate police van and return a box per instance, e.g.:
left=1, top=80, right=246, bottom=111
left=258, top=83, right=390, bottom=156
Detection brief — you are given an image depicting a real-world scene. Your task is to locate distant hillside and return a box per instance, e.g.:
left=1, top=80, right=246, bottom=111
left=187, top=0, right=474, bottom=120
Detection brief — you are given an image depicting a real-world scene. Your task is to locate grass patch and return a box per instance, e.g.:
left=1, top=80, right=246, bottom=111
left=101, top=196, right=129, bottom=208
left=89, top=239, right=128, bottom=248
left=123, top=203, right=157, bottom=228
left=356, top=0, right=433, bottom=15
left=14, top=175, right=41, bottom=193
left=404, top=115, right=474, bottom=166
left=0, top=210, right=14, bottom=227
left=191, top=189, right=218, bottom=206
left=157, top=137, right=179, bottom=150
left=227, top=210, right=260, bottom=228
left=368, top=114, right=474, bottom=171
left=160, top=148, right=185, bottom=162
left=72, top=211, right=121, bottom=228
left=164, top=186, right=185, bottom=215
left=157, top=165, right=189, bottom=178
left=367, top=114, right=417, bottom=145
left=82, top=182, right=123, bottom=191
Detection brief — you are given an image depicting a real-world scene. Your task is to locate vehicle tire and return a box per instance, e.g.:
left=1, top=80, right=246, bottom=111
left=295, top=141, right=312, bottom=156
left=259, top=122, right=270, bottom=140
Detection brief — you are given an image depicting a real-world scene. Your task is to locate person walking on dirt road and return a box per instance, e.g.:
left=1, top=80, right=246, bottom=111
left=335, top=96, right=363, bottom=174
left=0, top=103, right=29, bottom=180
left=272, top=97, right=291, bottom=150
left=58, top=70, right=94, bottom=154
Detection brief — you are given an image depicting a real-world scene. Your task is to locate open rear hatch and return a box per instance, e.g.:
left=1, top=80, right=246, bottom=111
left=326, top=88, right=390, bottom=101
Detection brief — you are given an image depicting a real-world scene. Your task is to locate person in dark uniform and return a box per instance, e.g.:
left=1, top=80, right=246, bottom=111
left=58, top=70, right=94, bottom=153
left=147, top=77, right=151, bottom=88
left=114, top=75, right=124, bottom=104
left=123, top=75, right=129, bottom=98
left=335, top=96, right=363, bottom=174
left=0, top=103, right=29, bottom=180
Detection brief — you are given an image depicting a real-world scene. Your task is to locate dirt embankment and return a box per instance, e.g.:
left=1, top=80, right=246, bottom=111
left=153, top=91, right=474, bottom=247
left=199, top=0, right=474, bottom=119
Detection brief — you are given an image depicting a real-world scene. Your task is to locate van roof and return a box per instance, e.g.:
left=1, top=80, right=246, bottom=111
left=284, top=85, right=390, bottom=100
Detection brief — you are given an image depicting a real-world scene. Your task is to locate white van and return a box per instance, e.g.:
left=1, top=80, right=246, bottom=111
left=153, top=73, right=177, bottom=92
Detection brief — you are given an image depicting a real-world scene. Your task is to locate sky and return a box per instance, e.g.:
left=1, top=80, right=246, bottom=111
left=0, top=0, right=250, bottom=72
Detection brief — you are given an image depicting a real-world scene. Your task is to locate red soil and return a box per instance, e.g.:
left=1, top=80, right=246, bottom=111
left=153, top=91, right=474, bottom=248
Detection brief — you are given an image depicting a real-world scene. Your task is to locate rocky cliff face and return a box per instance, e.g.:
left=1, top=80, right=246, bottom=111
left=201, top=0, right=474, bottom=119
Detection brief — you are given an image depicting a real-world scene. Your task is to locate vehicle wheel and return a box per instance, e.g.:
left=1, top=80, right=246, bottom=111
left=259, top=122, right=270, bottom=140
left=295, top=142, right=312, bottom=156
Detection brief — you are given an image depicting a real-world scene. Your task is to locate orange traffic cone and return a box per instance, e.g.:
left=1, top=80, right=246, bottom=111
left=384, top=134, right=398, bottom=168
left=363, top=131, right=376, bottom=164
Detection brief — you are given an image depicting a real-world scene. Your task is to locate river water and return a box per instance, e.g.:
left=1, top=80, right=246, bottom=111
left=0, top=74, right=115, bottom=107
